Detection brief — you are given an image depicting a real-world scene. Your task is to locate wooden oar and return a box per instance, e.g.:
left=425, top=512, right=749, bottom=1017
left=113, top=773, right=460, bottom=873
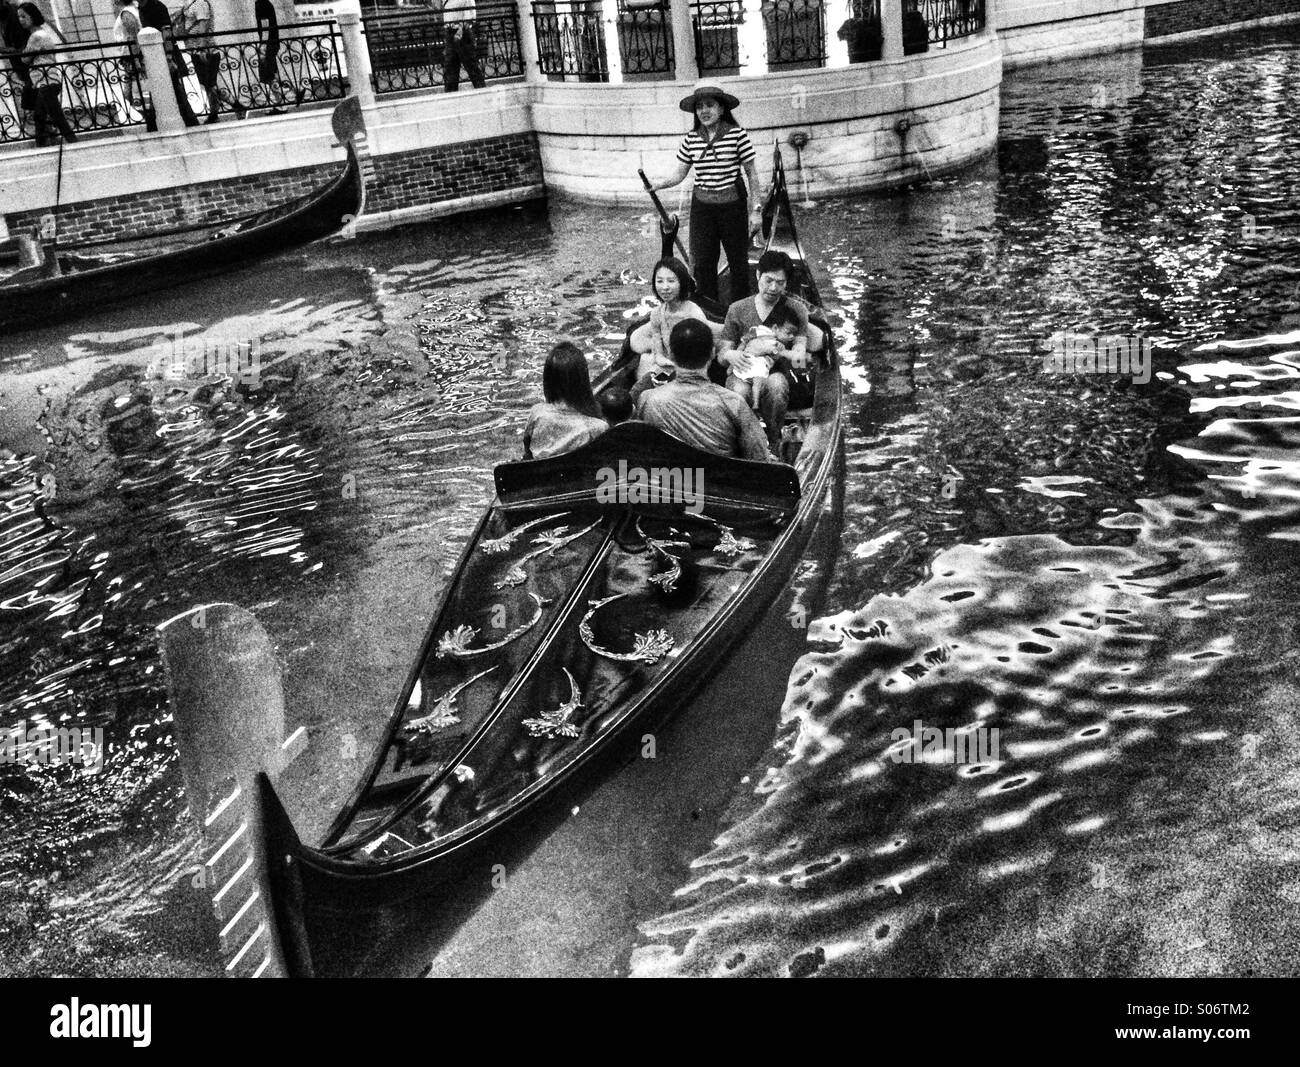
left=638, top=168, right=691, bottom=266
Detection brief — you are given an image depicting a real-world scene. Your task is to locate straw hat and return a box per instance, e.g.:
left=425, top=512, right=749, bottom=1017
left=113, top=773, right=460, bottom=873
left=679, top=79, right=740, bottom=113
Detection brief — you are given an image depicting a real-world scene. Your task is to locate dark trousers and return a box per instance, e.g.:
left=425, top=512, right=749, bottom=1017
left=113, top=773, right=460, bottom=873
left=443, top=26, right=486, bottom=91
left=173, top=71, right=199, bottom=126
left=689, top=196, right=751, bottom=303
left=32, top=83, right=76, bottom=145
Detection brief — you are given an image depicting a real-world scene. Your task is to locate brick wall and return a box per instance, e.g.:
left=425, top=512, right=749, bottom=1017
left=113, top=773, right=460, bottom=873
left=1145, top=0, right=1300, bottom=37
left=365, top=132, right=543, bottom=214
left=3, top=132, right=544, bottom=245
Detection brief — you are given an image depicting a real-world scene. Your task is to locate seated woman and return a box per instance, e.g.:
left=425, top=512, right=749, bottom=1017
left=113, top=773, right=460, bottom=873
left=629, top=257, right=710, bottom=383
left=522, top=342, right=610, bottom=460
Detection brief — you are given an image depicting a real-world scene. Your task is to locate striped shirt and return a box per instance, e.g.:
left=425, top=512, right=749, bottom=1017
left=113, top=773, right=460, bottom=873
left=676, top=125, right=756, bottom=193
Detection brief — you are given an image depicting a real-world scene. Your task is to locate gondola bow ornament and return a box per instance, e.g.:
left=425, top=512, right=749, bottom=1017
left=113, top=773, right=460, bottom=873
left=436, top=593, right=546, bottom=658
left=521, top=669, right=584, bottom=739
left=401, top=666, right=497, bottom=735
left=578, top=593, right=675, bottom=664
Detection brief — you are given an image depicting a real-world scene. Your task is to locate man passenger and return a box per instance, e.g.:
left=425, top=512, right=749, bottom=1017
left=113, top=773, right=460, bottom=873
left=636, top=318, right=775, bottom=462
left=715, top=250, right=823, bottom=452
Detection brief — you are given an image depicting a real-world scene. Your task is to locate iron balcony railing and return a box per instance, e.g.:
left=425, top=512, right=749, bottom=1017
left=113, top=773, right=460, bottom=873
left=619, top=0, right=674, bottom=77
left=530, top=1, right=678, bottom=80
left=531, top=1, right=608, bottom=78
left=181, top=21, right=347, bottom=119
left=911, top=0, right=985, bottom=50
left=363, top=4, right=524, bottom=93
left=690, top=0, right=742, bottom=73
left=1, top=39, right=146, bottom=144
left=690, top=0, right=825, bottom=73
left=762, top=0, right=825, bottom=68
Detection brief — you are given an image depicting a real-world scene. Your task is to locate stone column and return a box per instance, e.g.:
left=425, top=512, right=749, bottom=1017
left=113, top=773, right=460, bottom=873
left=983, top=0, right=997, bottom=34
left=739, top=0, right=767, bottom=75
left=881, top=0, right=904, bottom=60
left=516, top=0, right=546, bottom=83
left=137, top=28, right=184, bottom=133
left=666, top=0, right=699, bottom=82
left=602, top=0, right=625, bottom=83
left=336, top=11, right=376, bottom=106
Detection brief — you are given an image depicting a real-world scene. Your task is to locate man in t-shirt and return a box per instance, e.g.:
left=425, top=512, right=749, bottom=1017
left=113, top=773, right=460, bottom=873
left=716, top=250, right=821, bottom=452
left=441, top=0, right=485, bottom=92
left=139, top=0, right=199, bottom=126
left=637, top=318, right=774, bottom=462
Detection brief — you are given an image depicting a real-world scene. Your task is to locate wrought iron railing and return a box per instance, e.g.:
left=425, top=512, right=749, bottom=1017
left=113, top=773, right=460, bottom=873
left=690, top=0, right=743, bottom=73
left=531, top=1, right=608, bottom=78
left=762, top=0, right=825, bottom=68
left=618, top=0, right=674, bottom=76
left=183, top=22, right=347, bottom=119
left=912, top=0, right=984, bottom=49
left=363, top=4, right=523, bottom=93
left=1, top=41, right=146, bottom=144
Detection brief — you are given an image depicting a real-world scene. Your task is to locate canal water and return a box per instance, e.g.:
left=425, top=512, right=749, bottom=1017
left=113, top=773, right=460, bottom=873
left=3, top=26, right=1300, bottom=976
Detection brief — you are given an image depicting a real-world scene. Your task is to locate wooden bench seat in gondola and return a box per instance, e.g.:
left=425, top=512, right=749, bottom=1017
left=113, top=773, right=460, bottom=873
left=494, top=421, right=801, bottom=517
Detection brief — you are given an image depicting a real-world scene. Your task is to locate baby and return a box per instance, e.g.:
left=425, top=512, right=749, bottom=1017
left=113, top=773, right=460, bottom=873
left=727, top=311, right=801, bottom=409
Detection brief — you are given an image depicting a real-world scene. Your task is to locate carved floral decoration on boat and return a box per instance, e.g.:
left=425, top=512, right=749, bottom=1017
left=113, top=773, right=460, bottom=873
left=521, top=669, right=584, bottom=739
left=579, top=593, right=675, bottom=665
left=400, top=666, right=497, bottom=736
left=493, top=519, right=603, bottom=591
left=479, top=513, right=569, bottom=555
left=436, top=592, right=546, bottom=658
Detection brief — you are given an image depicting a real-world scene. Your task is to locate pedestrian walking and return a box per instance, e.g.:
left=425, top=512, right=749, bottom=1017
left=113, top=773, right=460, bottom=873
left=442, top=0, right=486, bottom=92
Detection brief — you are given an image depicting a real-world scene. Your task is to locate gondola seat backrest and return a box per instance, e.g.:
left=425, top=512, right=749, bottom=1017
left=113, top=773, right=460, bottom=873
left=494, top=421, right=800, bottom=516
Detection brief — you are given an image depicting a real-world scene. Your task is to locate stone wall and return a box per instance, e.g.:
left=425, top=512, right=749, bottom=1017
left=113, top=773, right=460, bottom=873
left=998, top=0, right=1146, bottom=68
left=2, top=132, right=543, bottom=246
left=996, top=0, right=1300, bottom=67
left=1144, top=0, right=1300, bottom=35
left=533, top=30, right=1003, bottom=204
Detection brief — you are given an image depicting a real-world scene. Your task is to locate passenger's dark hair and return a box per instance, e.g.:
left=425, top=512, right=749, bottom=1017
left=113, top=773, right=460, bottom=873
left=542, top=341, right=601, bottom=418
left=17, top=2, right=45, bottom=25
left=765, top=303, right=800, bottom=333
left=756, top=250, right=794, bottom=281
left=668, top=318, right=714, bottom=370
left=650, top=257, right=694, bottom=303
left=597, top=386, right=634, bottom=425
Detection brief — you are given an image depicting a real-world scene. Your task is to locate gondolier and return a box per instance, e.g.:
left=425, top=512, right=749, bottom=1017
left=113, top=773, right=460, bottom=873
left=650, top=79, right=761, bottom=304
left=441, top=0, right=485, bottom=92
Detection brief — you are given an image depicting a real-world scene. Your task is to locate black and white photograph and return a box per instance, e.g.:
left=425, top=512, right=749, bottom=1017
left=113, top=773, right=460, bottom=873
left=0, top=0, right=1293, bottom=1033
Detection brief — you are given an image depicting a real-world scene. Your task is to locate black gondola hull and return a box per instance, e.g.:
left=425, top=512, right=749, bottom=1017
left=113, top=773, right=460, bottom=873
left=256, top=148, right=844, bottom=975
left=0, top=143, right=364, bottom=334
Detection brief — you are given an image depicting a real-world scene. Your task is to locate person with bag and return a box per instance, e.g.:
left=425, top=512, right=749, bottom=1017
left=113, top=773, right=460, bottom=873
left=178, top=0, right=240, bottom=122
left=15, top=3, right=76, bottom=146
left=649, top=80, right=761, bottom=304
left=139, top=0, right=199, bottom=126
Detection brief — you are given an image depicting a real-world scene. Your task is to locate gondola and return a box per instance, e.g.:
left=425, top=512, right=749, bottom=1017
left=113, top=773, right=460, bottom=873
left=0, top=104, right=366, bottom=335
left=257, top=146, right=844, bottom=977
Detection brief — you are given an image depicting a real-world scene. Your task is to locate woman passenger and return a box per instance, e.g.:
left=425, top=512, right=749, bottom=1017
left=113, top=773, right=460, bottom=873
left=629, top=257, right=710, bottom=382
left=522, top=341, right=609, bottom=460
